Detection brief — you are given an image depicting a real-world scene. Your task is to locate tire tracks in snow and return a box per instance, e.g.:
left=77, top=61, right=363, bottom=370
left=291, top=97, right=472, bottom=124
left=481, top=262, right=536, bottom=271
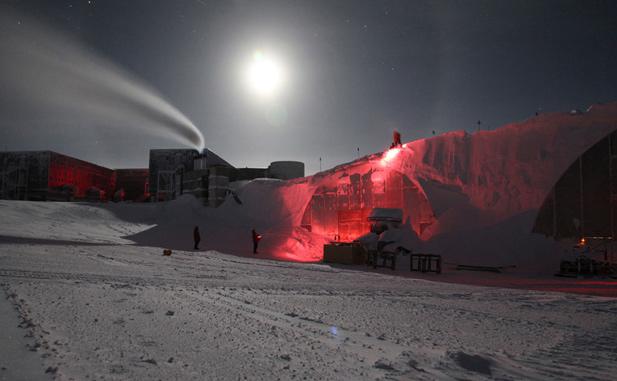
left=0, top=268, right=226, bottom=287
left=189, top=288, right=449, bottom=380
left=190, top=289, right=562, bottom=381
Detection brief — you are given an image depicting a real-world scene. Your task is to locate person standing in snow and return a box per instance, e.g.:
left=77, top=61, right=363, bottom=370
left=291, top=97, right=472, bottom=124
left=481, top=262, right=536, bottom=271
left=252, top=229, right=262, bottom=254
left=390, top=129, right=402, bottom=148
left=193, top=226, right=201, bottom=250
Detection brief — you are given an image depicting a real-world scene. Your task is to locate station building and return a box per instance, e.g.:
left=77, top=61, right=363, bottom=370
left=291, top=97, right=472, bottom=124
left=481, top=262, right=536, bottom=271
left=0, top=151, right=117, bottom=201
left=0, top=148, right=305, bottom=206
left=148, top=148, right=304, bottom=206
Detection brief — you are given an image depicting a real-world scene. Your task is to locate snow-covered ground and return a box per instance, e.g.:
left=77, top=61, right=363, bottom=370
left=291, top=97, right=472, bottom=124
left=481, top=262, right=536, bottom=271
left=1, top=200, right=617, bottom=380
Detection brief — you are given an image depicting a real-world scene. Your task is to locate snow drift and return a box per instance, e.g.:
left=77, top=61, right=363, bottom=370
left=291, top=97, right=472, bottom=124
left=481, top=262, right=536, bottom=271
left=199, top=102, right=617, bottom=271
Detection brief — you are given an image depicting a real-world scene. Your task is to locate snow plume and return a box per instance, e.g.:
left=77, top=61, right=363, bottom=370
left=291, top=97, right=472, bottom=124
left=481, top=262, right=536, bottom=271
left=0, top=8, right=205, bottom=151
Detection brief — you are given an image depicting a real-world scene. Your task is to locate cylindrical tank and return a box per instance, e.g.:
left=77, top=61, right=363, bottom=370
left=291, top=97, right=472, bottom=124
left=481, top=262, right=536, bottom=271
left=268, top=161, right=304, bottom=180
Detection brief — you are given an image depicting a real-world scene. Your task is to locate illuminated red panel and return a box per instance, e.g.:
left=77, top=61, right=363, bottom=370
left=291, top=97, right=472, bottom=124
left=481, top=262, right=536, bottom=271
left=48, top=152, right=115, bottom=199
left=337, top=208, right=371, bottom=242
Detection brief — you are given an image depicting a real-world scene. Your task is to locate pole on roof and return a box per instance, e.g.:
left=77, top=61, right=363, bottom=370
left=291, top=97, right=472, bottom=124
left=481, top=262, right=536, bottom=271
left=609, top=133, right=615, bottom=240
left=579, top=156, right=584, bottom=238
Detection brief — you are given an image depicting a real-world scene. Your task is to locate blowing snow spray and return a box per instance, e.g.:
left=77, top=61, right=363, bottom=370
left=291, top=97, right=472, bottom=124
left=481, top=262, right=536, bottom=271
left=0, top=8, right=205, bottom=151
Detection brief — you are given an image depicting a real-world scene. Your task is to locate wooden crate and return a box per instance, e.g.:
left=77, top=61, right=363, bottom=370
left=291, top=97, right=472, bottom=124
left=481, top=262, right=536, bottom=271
left=323, top=243, right=366, bottom=265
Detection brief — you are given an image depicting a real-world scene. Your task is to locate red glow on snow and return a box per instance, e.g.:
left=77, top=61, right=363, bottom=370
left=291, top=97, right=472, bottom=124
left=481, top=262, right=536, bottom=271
left=259, top=102, right=617, bottom=265
left=271, top=235, right=324, bottom=263
left=298, top=160, right=437, bottom=250
left=381, top=148, right=400, bottom=166
left=371, top=171, right=385, bottom=186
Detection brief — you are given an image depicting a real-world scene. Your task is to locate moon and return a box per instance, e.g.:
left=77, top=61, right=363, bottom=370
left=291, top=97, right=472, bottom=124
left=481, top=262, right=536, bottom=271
left=244, top=50, right=286, bottom=98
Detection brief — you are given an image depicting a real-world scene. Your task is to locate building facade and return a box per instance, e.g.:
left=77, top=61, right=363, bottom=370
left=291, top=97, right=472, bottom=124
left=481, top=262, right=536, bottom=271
left=0, top=151, right=150, bottom=202
left=148, top=148, right=305, bottom=206
left=0, top=151, right=115, bottom=201
left=115, top=169, right=150, bottom=201
left=0, top=147, right=305, bottom=206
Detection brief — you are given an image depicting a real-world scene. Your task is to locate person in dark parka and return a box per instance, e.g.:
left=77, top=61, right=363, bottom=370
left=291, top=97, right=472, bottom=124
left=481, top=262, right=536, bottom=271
left=193, top=226, right=201, bottom=250
left=390, top=129, right=402, bottom=148
left=252, top=229, right=262, bottom=254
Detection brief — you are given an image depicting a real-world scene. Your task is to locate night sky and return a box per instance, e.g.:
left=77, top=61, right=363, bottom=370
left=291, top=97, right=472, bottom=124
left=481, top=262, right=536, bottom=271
left=2, top=0, right=617, bottom=174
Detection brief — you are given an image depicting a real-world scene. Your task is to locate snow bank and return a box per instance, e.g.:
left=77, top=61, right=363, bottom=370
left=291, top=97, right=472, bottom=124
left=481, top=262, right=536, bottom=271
left=0, top=200, right=153, bottom=244
left=265, top=102, right=617, bottom=270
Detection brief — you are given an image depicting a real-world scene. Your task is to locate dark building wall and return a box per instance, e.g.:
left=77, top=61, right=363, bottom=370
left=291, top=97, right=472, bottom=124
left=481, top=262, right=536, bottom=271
left=148, top=149, right=199, bottom=199
left=234, top=168, right=268, bottom=181
left=268, top=161, right=304, bottom=180
left=182, top=169, right=208, bottom=199
left=533, top=130, right=617, bottom=239
left=203, top=149, right=233, bottom=168
left=115, top=169, right=149, bottom=201
left=0, top=151, right=50, bottom=200
left=208, top=166, right=234, bottom=207
left=209, top=165, right=234, bottom=178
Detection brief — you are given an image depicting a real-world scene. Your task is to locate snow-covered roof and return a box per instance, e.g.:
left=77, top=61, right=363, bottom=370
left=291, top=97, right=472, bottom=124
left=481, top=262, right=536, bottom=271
left=367, top=208, right=403, bottom=222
